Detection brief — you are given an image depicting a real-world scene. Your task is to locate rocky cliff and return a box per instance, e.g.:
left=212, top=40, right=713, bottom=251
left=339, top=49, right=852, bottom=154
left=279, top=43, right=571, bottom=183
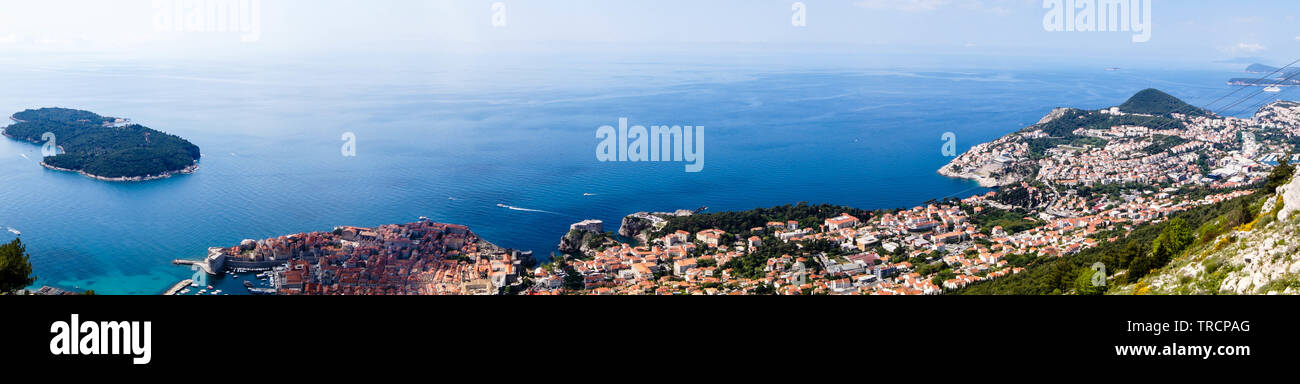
left=617, top=213, right=663, bottom=243
left=1035, top=107, right=1074, bottom=126
left=1116, top=175, right=1300, bottom=295
left=557, top=228, right=609, bottom=258
left=617, top=210, right=692, bottom=242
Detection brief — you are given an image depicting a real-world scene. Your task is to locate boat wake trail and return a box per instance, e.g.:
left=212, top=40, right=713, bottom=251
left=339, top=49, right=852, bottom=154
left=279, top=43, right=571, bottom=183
left=496, top=203, right=566, bottom=216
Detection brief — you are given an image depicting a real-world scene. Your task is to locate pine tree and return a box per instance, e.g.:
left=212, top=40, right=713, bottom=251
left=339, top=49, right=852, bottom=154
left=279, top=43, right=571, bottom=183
left=0, top=238, right=37, bottom=294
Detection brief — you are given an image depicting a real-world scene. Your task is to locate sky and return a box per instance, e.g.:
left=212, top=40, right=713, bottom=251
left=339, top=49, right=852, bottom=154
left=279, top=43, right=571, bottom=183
left=0, top=0, right=1297, bottom=66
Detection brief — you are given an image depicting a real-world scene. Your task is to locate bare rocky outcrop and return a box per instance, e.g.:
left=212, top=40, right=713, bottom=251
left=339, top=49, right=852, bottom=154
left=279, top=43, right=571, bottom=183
left=1036, top=107, right=1074, bottom=126
left=618, top=213, right=663, bottom=242
left=557, top=229, right=606, bottom=258
left=559, top=219, right=618, bottom=258
left=617, top=210, right=693, bottom=243
left=1278, top=175, right=1300, bottom=222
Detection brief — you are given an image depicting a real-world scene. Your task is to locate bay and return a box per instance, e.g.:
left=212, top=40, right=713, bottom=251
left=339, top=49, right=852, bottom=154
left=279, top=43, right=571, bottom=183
left=0, top=51, right=1249, bottom=294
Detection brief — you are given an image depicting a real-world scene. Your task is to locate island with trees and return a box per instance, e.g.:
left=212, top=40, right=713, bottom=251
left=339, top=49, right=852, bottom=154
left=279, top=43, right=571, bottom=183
left=3, top=107, right=200, bottom=181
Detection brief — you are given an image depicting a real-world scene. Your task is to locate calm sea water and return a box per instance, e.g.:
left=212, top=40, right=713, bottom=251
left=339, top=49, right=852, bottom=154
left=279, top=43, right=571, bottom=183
left=0, top=51, right=1252, bottom=294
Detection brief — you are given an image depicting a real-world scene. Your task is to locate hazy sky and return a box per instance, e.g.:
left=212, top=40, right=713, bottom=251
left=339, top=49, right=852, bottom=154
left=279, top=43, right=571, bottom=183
left=0, top=0, right=1297, bottom=65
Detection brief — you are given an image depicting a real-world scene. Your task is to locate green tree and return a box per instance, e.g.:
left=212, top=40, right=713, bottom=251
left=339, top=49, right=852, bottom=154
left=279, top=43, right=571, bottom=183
left=1074, top=267, right=1106, bottom=295
left=1265, top=152, right=1295, bottom=194
left=1152, top=218, right=1194, bottom=264
left=0, top=238, right=37, bottom=294
left=559, top=260, right=585, bottom=291
left=1126, top=254, right=1155, bottom=283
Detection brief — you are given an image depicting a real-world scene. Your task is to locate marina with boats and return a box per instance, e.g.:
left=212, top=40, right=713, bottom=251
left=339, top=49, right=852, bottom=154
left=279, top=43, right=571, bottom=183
left=164, top=268, right=281, bottom=296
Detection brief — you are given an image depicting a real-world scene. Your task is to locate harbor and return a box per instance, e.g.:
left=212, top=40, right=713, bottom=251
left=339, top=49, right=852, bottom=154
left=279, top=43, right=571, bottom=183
left=163, top=268, right=281, bottom=296
left=163, top=279, right=193, bottom=295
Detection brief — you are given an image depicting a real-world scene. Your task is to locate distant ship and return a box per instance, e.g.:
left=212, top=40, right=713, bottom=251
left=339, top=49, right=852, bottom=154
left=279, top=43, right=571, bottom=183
left=1105, top=67, right=1121, bottom=71
left=1264, top=86, right=1282, bottom=93
left=497, top=204, right=509, bottom=208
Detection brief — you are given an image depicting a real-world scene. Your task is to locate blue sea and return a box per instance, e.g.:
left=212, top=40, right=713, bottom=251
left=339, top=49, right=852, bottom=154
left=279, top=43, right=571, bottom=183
left=0, top=50, right=1262, bottom=294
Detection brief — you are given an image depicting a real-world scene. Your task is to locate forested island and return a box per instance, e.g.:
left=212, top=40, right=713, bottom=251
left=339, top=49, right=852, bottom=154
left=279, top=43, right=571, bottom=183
left=3, top=108, right=200, bottom=181
left=1232, top=63, right=1300, bottom=87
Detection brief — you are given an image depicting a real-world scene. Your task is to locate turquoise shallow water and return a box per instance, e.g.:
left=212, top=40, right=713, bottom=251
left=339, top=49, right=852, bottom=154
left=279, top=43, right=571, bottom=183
left=0, top=52, right=1255, bottom=294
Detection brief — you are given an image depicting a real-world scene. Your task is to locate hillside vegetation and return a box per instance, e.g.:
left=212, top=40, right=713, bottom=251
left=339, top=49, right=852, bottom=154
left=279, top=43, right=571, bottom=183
left=953, top=159, right=1294, bottom=295
left=1117, top=88, right=1209, bottom=116
left=1113, top=159, right=1300, bottom=295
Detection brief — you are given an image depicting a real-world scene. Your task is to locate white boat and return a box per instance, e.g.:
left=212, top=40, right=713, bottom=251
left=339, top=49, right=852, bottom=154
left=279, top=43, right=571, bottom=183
left=1264, top=86, right=1282, bottom=93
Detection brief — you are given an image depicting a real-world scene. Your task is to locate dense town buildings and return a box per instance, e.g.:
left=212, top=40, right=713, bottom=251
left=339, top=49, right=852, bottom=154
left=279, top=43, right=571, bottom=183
left=205, top=219, right=529, bottom=295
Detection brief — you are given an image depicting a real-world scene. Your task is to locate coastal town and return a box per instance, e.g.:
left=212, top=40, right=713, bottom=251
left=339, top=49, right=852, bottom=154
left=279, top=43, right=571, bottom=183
left=173, top=219, right=533, bottom=295
left=941, top=97, right=1300, bottom=191
left=522, top=95, right=1299, bottom=295
left=527, top=187, right=1254, bottom=295
left=167, top=92, right=1299, bottom=296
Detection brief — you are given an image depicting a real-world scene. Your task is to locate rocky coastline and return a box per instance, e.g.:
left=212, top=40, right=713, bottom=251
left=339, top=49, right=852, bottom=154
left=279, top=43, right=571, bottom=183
left=40, top=161, right=199, bottom=182
left=936, top=164, right=1020, bottom=188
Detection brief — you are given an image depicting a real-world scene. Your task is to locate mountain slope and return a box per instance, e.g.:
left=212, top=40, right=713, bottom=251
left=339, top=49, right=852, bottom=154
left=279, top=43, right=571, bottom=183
left=1113, top=172, right=1300, bottom=295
